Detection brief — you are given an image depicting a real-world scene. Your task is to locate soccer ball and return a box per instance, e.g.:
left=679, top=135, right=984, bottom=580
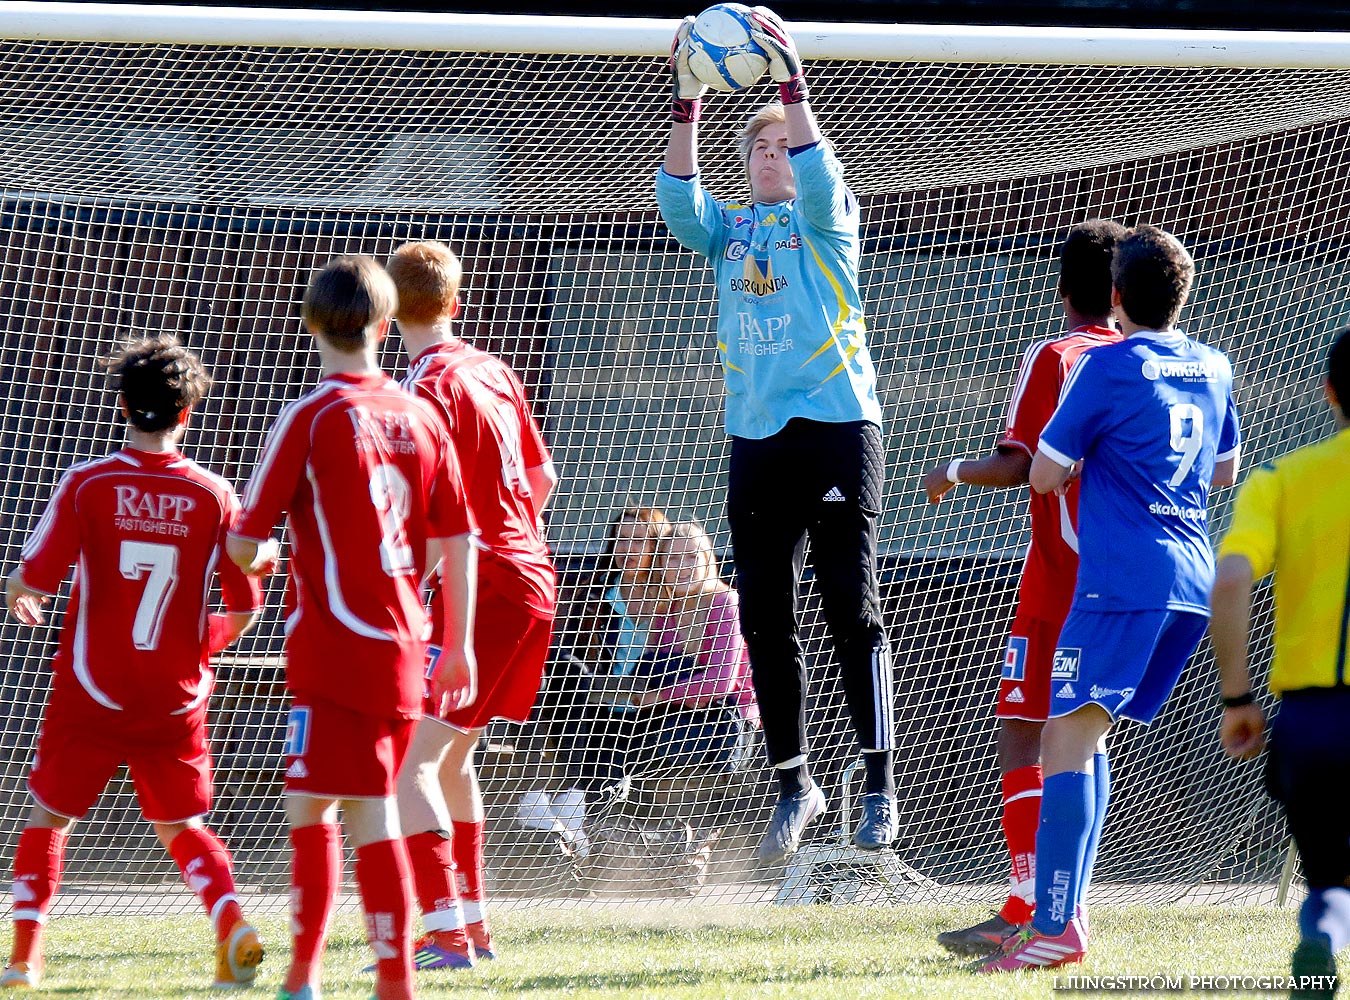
left=685, top=4, right=770, bottom=93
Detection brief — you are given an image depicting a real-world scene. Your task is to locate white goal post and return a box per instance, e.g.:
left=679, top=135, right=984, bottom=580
left=0, top=2, right=1347, bottom=916
left=4, top=1, right=1350, bottom=65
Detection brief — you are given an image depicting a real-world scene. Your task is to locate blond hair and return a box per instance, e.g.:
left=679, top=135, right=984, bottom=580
left=738, top=102, right=787, bottom=164
left=387, top=241, right=464, bottom=326
left=301, top=255, right=397, bottom=353
left=656, top=520, right=721, bottom=602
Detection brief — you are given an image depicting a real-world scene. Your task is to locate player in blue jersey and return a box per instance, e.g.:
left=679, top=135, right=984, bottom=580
left=656, top=7, right=895, bottom=863
left=977, top=225, right=1240, bottom=972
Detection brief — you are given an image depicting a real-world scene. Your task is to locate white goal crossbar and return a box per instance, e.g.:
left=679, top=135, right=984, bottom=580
left=1, top=1, right=1350, bottom=66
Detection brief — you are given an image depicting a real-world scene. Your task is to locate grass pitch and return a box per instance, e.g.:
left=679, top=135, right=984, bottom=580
left=26, top=904, right=1299, bottom=998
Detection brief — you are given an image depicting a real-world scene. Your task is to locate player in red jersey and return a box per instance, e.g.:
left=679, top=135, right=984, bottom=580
left=384, top=241, right=557, bottom=969
left=2, top=337, right=265, bottom=991
left=227, top=256, right=478, bottom=1000
left=922, top=220, right=1128, bottom=954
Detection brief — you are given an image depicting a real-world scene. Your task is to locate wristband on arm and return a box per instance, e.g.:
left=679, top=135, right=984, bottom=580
left=778, top=77, right=809, bottom=105
left=672, top=97, right=701, bottom=123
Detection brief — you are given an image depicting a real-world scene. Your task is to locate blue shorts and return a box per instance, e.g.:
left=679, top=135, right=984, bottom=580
left=1048, top=609, right=1208, bottom=724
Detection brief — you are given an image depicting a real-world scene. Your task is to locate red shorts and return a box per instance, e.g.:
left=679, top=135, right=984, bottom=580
left=284, top=696, right=415, bottom=799
left=28, top=697, right=212, bottom=824
left=427, top=584, right=553, bottom=732
left=994, top=612, right=1063, bottom=722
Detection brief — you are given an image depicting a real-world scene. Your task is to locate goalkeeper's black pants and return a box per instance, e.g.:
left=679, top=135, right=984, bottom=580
left=727, top=418, right=895, bottom=775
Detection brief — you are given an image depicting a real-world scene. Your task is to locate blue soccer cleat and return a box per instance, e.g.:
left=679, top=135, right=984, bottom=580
left=275, top=987, right=320, bottom=1000
left=412, top=933, right=475, bottom=971
left=755, top=783, right=827, bottom=866
left=852, top=792, right=897, bottom=851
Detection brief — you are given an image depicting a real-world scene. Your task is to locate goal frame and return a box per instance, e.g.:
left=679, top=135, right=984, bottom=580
left=1, top=0, right=1350, bottom=67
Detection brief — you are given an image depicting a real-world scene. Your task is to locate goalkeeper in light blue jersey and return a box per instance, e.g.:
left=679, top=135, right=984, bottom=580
left=655, top=7, right=895, bottom=865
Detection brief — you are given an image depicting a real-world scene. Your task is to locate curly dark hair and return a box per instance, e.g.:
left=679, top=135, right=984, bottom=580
left=1058, top=219, right=1128, bottom=318
left=105, top=335, right=212, bottom=432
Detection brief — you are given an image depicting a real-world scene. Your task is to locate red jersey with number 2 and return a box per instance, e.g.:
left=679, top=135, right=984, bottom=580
left=19, top=448, right=261, bottom=721
left=233, top=372, right=475, bottom=721
left=404, top=342, right=555, bottom=615
left=999, top=325, right=1122, bottom=624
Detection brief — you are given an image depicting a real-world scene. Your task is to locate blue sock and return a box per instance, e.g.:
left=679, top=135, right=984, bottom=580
left=1077, top=751, right=1110, bottom=914
left=1300, top=887, right=1350, bottom=953
left=1032, top=771, right=1093, bottom=937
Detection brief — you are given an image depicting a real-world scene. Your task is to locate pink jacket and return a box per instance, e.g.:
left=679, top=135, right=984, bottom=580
left=647, top=588, right=760, bottom=727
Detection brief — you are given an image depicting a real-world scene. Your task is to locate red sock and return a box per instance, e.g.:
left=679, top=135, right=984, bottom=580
left=450, top=820, right=486, bottom=927
left=9, top=827, right=66, bottom=967
left=355, top=838, right=414, bottom=990
left=168, top=827, right=243, bottom=941
left=406, top=830, right=464, bottom=934
left=999, top=764, right=1043, bottom=925
left=285, top=823, right=341, bottom=993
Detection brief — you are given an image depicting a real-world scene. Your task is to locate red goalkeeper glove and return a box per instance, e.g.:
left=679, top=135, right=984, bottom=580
left=750, top=7, right=808, bottom=105
left=670, top=15, right=706, bottom=123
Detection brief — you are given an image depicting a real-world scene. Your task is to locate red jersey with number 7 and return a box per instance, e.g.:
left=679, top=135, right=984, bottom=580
left=403, top=341, right=555, bottom=616
left=232, top=372, right=475, bottom=721
left=998, top=325, right=1122, bottom=624
left=18, top=448, right=261, bottom=721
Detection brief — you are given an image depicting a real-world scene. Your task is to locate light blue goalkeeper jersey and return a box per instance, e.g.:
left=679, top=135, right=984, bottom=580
left=654, top=142, right=882, bottom=440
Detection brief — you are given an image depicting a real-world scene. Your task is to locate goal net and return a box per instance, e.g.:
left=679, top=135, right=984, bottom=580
left=1, top=4, right=1348, bottom=915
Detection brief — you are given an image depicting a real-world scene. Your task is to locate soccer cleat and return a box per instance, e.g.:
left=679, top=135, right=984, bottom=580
left=0, top=961, right=40, bottom=989
left=411, top=933, right=474, bottom=971
left=466, top=922, right=496, bottom=961
left=214, top=920, right=264, bottom=989
left=852, top=793, right=897, bottom=851
left=972, top=919, right=1087, bottom=973
left=936, top=911, right=1019, bottom=956
left=275, top=987, right=319, bottom=1000
left=755, top=783, right=827, bottom=866
left=1290, top=936, right=1338, bottom=999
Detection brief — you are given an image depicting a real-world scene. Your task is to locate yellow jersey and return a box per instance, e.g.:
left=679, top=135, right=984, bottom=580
left=1218, top=427, right=1350, bottom=695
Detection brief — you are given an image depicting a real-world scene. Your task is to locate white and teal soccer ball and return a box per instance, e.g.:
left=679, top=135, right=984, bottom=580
left=686, top=3, right=770, bottom=92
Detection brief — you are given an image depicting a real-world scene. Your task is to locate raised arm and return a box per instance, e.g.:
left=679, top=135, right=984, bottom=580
left=657, top=18, right=724, bottom=259
left=664, top=16, right=703, bottom=178
left=749, top=8, right=820, bottom=147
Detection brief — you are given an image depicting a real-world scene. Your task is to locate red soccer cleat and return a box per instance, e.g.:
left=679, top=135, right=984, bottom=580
left=972, top=918, right=1087, bottom=973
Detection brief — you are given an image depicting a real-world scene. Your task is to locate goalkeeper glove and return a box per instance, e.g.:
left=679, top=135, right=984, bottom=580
left=750, top=6, right=808, bottom=105
left=670, top=15, right=706, bottom=123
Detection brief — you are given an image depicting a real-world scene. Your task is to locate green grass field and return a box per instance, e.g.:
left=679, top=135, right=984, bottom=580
left=18, top=904, right=1305, bottom=999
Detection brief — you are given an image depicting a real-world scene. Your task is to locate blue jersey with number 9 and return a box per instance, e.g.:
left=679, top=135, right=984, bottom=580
left=1037, top=330, right=1240, bottom=615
